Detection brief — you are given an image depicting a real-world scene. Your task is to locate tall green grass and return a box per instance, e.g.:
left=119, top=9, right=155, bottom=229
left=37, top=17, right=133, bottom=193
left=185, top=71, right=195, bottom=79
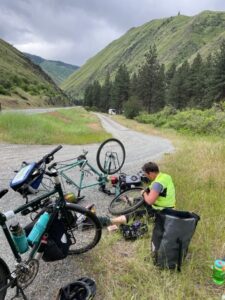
left=0, top=107, right=111, bottom=144
left=81, top=118, right=225, bottom=300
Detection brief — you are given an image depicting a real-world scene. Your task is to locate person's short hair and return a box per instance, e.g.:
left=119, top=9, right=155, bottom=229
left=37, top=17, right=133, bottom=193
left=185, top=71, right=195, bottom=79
left=142, top=162, right=159, bottom=174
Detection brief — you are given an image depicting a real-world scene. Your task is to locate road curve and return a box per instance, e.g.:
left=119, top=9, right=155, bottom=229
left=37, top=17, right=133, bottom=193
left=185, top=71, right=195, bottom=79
left=0, top=112, right=174, bottom=300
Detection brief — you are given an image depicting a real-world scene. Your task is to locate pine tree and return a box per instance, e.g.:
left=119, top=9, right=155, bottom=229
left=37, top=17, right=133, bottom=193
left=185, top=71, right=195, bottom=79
left=167, top=60, right=190, bottom=109
left=100, top=71, right=112, bottom=112
left=203, top=54, right=214, bottom=107
left=153, top=64, right=166, bottom=111
left=91, top=80, right=101, bottom=108
left=130, top=72, right=139, bottom=98
left=189, top=53, right=205, bottom=107
left=165, top=62, right=176, bottom=105
left=111, top=64, right=130, bottom=113
left=84, top=84, right=94, bottom=107
left=209, top=40, right=225, bottom=101
left=137, top=45, right=161, bottom=113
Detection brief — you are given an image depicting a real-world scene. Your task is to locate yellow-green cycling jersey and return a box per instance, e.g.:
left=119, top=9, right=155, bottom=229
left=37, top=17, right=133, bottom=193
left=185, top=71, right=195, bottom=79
left=150, top=172, right=176, bottom=210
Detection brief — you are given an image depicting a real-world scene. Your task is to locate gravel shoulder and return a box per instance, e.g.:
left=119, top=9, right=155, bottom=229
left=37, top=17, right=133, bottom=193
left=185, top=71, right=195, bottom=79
left=0, top=113, right=174, bottom=300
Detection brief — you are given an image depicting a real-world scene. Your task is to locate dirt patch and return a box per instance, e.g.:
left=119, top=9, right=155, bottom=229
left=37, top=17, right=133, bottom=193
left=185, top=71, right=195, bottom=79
left=88, top=122, right=102, bottom=131
left=46, top=111, right=71, bottom=123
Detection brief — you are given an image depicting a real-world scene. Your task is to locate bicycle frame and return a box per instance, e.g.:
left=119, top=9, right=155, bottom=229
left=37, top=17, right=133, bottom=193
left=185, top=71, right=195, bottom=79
left=57, top=157, right=110, bottom=192
left=0, top=182, right=63, bottom=264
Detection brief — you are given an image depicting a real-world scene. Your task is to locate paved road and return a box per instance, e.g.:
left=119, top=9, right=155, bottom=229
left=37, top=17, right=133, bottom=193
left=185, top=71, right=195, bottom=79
left=1, top=106, right=74, bottom=115
left=0, top=113, right=174, bottom=299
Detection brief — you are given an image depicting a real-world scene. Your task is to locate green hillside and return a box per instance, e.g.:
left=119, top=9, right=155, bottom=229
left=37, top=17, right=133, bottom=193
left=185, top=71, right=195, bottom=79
left=0, top=39, right=70, bottom=109
left=24, top=53, right=79, bottom=85
left=62, top=10, right=225, bottom=97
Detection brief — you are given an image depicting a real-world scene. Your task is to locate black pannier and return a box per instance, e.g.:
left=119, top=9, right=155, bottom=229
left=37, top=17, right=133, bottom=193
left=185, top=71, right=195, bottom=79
left=42, top=217, right=72, bottom=262
left=25, top=212, right=72, bottom=262
left=151, top=209, right=200, bottom=271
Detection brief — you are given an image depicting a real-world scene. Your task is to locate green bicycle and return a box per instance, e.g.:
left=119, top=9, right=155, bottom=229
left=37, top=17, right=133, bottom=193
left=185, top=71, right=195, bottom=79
left=0, top=146, right=102, bottom=300
left=53, top=138, right=126, bottom=199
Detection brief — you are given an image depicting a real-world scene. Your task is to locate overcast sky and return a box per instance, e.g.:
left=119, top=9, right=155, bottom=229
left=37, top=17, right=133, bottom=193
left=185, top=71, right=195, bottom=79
left=1, top=0, right=225, bottom=66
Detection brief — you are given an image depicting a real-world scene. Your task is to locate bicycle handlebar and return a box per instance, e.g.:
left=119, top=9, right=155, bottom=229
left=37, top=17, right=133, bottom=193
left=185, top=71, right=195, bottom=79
left=36, top=145, right=63, bottom=166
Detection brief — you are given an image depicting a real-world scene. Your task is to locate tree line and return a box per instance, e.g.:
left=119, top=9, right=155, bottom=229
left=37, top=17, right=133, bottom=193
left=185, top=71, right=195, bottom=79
left=83, top=40, right=225, bottom=118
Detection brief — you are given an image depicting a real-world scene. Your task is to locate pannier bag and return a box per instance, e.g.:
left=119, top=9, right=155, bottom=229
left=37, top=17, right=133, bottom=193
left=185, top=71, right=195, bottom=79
left=25, top=212, right=72, bottom=262
left=151, top=208, right=200, bottom=271
left=42, top=217, right=72, bottom=262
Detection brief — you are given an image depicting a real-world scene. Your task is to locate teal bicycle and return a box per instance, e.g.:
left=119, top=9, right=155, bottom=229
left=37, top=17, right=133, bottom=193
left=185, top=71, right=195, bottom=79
left=53, top=138, right=126, bottom=199
left=0, top=146, right=102, bottom=300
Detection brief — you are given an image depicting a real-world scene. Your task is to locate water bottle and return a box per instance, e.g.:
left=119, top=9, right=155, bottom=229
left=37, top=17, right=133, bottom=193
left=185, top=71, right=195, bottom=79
left=212, top=260, right=225, bottom=285
left=10, top=221, right=29, bottom=254
left=27, top=212, right=50, bottom=245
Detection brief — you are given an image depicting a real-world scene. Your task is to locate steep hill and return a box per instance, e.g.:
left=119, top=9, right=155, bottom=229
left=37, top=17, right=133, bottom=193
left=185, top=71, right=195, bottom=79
left=0, top=39, right=70, bottom=109
left=24, top=53, right=79, bottom=85
left=62, top=10, right=225, bottom=97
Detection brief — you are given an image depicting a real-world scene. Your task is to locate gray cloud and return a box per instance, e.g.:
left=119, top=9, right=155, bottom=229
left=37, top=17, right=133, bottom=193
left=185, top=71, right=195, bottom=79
left=1, top=0, right=225, bottom=65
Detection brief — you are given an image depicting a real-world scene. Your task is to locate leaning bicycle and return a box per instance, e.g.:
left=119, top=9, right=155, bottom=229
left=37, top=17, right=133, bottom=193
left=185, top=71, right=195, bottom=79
left=0, top=146, right=102, bottom=300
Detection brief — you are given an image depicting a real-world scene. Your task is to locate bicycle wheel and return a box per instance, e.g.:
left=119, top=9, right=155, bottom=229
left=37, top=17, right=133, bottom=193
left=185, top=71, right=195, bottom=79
left=0, top=258, right=9, bottom=300
left=96, top=138, right=126, bottom=175
left=63, top=203, right=102, bottom=255
left=108, top=187, right=144, bottom=215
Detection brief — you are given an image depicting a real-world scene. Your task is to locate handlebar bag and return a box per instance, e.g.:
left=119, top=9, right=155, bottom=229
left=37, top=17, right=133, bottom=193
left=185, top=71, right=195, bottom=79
left=151, top=208, right=200, bottom=271
left=10, top=162, right=43, bottom=195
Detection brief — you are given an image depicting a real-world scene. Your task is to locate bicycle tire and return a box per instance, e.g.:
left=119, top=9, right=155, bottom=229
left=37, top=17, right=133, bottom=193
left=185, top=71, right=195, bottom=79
left=96, top=138, right=126, bottom=175
left=63, top=203, right=102, bottom=255
left=108, top=187, right=144, bottom=215
left=0, top=258, right=10, bottom=300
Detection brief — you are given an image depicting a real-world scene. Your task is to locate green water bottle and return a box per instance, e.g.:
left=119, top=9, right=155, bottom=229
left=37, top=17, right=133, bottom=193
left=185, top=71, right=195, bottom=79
left=212, top=260, right=225, bottom=285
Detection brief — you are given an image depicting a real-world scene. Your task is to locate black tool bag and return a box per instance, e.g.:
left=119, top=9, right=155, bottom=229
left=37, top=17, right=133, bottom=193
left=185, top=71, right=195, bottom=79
left=120, top=221, right=148, bottom=240
left=151, top=209, right=200, bottom=271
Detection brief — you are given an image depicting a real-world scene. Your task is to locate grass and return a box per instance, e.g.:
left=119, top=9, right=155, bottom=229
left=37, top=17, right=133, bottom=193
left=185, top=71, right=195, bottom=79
left=0, top=107, right=111, bottom=144
left=80, top=116, right=225, bottom=300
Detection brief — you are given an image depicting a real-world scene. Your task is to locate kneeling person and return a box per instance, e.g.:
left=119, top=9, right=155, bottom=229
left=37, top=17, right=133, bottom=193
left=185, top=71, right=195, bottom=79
left=98, top=161, right=176, bottom=227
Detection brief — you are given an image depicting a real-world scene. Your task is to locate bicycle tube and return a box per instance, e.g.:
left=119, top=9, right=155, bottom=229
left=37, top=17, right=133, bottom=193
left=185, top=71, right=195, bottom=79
left=108, top=187, right=144, bottom=215
left=63, top=203, right=102, bottom=255
left=96, top=138, right=126, bottom=174
left=0, top=257, right=10, bottom=300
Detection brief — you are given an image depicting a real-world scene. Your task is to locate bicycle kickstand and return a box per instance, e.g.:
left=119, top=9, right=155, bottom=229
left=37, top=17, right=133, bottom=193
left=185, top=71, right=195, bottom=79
left=11, top=284, right=28, bottom=300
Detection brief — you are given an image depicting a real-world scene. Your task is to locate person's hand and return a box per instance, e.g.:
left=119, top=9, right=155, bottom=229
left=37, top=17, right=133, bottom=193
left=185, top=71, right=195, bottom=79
left=141, top=189, right=146, bottom=197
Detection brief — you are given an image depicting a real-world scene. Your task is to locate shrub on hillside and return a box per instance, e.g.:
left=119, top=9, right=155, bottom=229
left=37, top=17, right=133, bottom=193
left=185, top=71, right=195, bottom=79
left=135, top=106, right=177, bottom=126
left=123, top=96, right=141, bottom=119
left=0, top=85, right=10, bottom=95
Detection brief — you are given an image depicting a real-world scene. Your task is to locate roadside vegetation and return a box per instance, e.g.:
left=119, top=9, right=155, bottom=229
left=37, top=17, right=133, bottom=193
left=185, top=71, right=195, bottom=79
left=0, top=107, right=111, bottom=144
left=81, top=116, right=225, bottom=300
left=135, top=104, right=225, bottom=137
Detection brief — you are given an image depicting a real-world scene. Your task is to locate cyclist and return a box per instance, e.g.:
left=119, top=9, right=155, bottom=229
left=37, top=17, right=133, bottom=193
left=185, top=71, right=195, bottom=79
left=98, top=161, right=176, bottom=226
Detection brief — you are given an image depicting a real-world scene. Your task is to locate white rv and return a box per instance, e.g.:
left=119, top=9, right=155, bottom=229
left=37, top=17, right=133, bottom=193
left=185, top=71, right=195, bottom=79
left=108, top=108, right=116, bottom=115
